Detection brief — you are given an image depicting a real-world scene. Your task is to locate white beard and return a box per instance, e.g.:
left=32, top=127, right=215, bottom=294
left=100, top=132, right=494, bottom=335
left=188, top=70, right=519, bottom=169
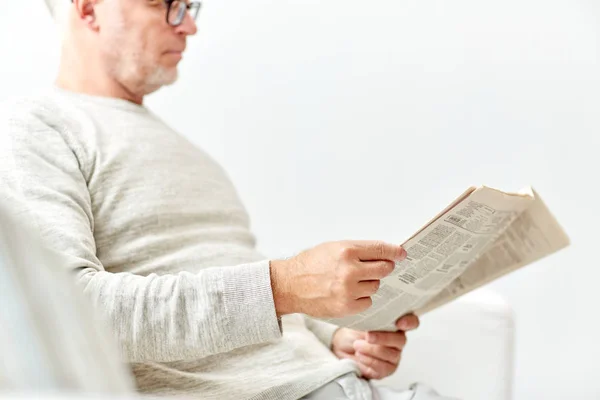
left=142, top=65, right=179, bottom=94
left=105, top=1, right=179, bottom=96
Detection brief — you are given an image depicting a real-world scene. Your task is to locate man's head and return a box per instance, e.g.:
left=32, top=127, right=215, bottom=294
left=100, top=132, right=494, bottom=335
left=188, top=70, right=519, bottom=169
left=47, top=0, right=199, bottom=101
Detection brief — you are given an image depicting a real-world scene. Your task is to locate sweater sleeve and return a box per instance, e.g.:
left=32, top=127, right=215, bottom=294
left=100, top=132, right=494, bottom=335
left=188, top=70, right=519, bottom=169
left=0, top=107, right=282, bottom=363
left=302, top=316, right=340, bottom=350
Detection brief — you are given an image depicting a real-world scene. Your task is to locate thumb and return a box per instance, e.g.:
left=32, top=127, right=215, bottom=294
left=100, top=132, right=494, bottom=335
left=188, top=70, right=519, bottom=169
left=338, top=328, right=366, bottom=348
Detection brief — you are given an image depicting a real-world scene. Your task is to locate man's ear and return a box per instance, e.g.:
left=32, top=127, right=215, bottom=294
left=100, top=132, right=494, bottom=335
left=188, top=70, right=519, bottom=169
left=73, top=0, right=100, bottom=31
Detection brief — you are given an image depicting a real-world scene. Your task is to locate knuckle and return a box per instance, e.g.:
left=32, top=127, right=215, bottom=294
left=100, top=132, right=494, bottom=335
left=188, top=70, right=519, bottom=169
left=338, top=268, right=353, bottom=285
left=389, top=348, right=401, bottom=363
left=337, top=243, right=353, bottom=260
left=335, top=263, right=355, bottom=286
left=373, top=241, right=386, bottom=257
left=336, top=283, right=348, bottom=297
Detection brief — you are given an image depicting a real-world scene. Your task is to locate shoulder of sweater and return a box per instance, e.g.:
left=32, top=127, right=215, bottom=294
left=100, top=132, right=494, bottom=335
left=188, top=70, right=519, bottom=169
left=0, top=91, right=75, bottom=131
left=0, top=91, right=93, bottom=169
left=1, top=90, right=56, bottom=114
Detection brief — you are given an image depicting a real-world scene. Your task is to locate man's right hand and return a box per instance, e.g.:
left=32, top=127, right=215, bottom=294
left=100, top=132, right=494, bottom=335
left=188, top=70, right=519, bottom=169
left=270, top=241, right=407, bottom=318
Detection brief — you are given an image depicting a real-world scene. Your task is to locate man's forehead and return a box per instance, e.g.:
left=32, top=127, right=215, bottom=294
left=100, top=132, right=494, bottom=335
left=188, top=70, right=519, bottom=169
left=43, top=0, right=188, bottom=14
left=44, top=0, right=196, bottom=20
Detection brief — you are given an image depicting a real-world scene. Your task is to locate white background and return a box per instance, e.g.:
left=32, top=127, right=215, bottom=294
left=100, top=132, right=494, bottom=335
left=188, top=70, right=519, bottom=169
left=1, top=1, right=599, bottom=399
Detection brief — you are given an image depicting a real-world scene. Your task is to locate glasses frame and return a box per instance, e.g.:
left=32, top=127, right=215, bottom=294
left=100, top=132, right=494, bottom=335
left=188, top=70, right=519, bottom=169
left=68, top=0, right=202, bottom=28
left=165, top=0, right=202, bottom=27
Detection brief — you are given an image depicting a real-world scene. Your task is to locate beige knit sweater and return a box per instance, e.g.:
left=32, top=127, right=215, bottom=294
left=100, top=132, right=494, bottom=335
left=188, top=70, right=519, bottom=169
left=0, top=88, right=357, bottom=400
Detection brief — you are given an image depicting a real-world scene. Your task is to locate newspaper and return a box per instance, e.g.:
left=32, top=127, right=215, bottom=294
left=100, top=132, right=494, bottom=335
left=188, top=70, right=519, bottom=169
left=322, top=185, right=570, bottom=331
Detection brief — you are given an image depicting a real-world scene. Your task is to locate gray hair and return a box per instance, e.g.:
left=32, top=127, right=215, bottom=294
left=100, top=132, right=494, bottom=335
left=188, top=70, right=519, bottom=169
left=44, top=0, right=69, bottom=23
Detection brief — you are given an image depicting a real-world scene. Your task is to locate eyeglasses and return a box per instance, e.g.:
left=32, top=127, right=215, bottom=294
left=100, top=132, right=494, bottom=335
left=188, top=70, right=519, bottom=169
left=165, top=0, right=202, bottom=27
left=69, top=0, right=201, bottom=28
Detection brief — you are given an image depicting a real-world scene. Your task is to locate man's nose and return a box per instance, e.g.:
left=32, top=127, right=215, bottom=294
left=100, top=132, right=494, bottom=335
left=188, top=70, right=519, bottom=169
left=175, top=11, right=198, bottom=36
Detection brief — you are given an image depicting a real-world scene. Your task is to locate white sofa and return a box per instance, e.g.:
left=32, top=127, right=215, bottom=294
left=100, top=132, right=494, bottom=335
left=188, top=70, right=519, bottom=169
left=0, top=201, right=514, bottom=399
left=379, top=289, right=515, bottom=400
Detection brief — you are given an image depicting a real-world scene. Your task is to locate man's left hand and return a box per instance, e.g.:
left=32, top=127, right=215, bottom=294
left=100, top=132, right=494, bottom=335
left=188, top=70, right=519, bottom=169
left=330, top=314, right=420, bottom=380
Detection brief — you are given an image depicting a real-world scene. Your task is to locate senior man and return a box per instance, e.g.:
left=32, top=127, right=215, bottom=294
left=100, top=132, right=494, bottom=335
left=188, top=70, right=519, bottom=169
left=0, top=1, right=457, bottom=399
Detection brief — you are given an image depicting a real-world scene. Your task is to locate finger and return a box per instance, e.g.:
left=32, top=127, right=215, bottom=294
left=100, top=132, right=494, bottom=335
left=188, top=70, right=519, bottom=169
left=350, top=241, right=407, bottom=262
left=396, top=314, right=420, bottom=331
left=353, top=297, right=373, bottom=314
left=355, top=361, right=379, bottom=380
left=352, top=280, right=381, bottom=299
left=355, top=260, right=395, bottom=281
left=336, top=351, right=396, bottom=380
left=353, top=340, right=401, bottom=364
left=366, top=331, right=407, bottom=350
left=355, top=352, right=397, bottom=380
left=335, top=328, right=366, bottom=350
left=340, top=353, right=379, bottom=380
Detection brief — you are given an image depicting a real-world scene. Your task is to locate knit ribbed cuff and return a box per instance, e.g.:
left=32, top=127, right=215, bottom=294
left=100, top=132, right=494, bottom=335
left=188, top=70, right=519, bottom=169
left=222, top=260, right=282, bottom=347
left=304, top=317, right=341, bottom=350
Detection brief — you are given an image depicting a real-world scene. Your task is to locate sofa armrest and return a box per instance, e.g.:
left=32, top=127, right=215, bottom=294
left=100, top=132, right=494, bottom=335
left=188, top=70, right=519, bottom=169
left=375, top=288, right=515, bottom=400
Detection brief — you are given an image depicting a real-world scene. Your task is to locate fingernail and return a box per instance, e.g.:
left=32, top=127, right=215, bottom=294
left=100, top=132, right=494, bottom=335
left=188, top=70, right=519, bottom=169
left=397, top=247, right=407, bottom=261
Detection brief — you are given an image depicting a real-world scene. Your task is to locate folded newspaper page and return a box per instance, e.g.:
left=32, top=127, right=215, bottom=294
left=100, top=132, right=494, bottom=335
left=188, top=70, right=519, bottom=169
left=322, top=185, right=570, bottom=332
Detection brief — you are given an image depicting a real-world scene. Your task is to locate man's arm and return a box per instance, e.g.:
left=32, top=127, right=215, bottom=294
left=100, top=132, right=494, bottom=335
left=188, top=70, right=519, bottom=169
left=1, top=104, right=409, bottom=364
left=302, top=316, right=340, bottom=349
left=0, top=110, right=282, bottom=363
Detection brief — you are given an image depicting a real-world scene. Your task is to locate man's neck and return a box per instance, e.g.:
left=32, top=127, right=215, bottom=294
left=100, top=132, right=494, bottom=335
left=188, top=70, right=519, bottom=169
left=55, top=47, right=144, bottom=105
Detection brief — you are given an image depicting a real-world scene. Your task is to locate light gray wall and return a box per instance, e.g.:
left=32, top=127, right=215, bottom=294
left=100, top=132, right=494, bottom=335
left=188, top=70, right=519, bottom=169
left=1, top=1, right=598, bottom=398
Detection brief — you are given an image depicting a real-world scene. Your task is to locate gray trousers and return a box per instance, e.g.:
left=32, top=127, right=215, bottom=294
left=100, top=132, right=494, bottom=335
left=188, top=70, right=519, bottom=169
left=301, top=373, right=460, bottom=400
